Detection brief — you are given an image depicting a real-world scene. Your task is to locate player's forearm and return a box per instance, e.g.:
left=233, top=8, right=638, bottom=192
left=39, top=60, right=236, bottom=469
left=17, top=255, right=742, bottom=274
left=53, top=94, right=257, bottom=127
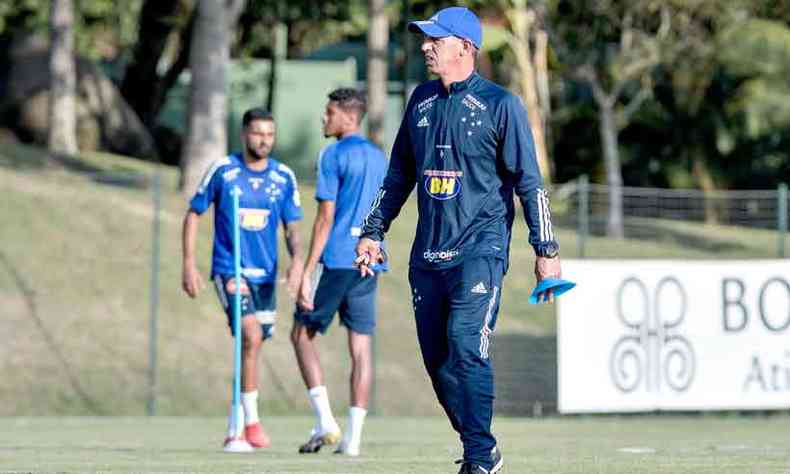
left=182, top=210, right=200, bottom=267
left=519, top=189, right=558, bottom=253
left=361, top=178, right=413, bottom=241
left=304, top=214, right=333, bottom=273
left=362, top=120, right=416, bottom=241
left=284, top=222, right=304, bottom=264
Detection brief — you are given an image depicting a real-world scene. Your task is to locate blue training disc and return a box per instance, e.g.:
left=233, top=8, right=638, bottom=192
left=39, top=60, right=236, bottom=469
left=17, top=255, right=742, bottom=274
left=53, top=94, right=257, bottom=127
left=529, top=278, right=576, bottom=304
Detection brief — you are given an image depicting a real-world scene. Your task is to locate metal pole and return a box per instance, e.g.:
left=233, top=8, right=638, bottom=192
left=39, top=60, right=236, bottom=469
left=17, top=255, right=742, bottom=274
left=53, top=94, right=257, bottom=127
left=577, top=174, right=589, bottom=258
left=224, top=186, right=252, bottom=452
left=370, top=333, right=377, bottom=416
left=779, top=183, right=787, bottom=258
left=232, top=186, right=243, bottom=428
left=147, top=167, right=161, bottom=416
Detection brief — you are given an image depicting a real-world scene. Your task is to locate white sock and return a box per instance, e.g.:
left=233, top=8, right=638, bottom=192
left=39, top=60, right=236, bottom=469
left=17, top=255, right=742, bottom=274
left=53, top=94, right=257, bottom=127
left=226, top=401, right=244, bottom=438
left=241, top=390, right=260, bottom=426
left=343, top=406, right=367, bottom=454
left=308, top=385, right=339, bottom=434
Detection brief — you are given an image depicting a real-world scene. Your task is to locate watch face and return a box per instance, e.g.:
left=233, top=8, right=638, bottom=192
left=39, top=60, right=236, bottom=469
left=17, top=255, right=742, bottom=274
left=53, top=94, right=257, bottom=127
left=540, top=242, right=559, bottom=257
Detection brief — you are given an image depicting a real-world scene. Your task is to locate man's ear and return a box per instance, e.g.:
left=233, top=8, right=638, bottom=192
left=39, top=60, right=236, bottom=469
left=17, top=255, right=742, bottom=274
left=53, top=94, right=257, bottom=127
left=461, top=40, right=474, bottom=57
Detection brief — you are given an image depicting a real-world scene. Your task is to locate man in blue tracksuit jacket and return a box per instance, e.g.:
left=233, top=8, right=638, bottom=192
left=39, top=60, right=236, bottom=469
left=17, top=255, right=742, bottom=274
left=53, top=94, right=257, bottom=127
left=355, top=7, right=562, bottom=474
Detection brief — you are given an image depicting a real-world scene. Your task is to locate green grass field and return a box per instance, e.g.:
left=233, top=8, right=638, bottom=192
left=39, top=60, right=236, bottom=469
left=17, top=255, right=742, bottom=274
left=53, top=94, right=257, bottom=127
left=2, top=415, right=789, bottom=473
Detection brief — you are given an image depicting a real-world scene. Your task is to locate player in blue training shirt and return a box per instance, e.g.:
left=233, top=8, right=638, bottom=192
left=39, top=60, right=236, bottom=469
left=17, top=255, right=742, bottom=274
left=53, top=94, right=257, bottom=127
left=355, top=7, right=562, bottom=474
left=290, top=88, right=388, bottom=456
left=181, top=108, right=304, bottom=450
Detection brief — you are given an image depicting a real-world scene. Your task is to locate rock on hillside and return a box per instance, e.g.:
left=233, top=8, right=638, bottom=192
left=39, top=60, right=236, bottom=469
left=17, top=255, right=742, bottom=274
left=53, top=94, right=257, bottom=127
left=3, top=36, right=157, bottom=160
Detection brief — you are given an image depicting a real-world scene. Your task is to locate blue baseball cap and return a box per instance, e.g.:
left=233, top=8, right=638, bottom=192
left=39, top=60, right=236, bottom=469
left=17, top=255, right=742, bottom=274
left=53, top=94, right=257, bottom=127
left=408, top=7, right=482, bottom=50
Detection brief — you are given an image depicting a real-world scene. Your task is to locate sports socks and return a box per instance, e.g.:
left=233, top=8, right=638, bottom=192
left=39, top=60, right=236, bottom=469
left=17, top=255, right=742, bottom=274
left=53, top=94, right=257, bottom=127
left=241, top=390, right=260, bottom=425
left=342, top=406, right=367, bottom=454
left=308, top=385, right=339, bottom=434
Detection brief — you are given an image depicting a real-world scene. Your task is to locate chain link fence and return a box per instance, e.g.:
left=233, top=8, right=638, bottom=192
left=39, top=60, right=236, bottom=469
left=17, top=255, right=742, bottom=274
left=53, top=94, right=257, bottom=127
left=3, top=146, right=788, bottom=416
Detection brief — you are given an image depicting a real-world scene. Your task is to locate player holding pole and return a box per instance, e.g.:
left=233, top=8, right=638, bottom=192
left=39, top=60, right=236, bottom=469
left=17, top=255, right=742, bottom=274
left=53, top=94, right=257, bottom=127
left=182, top=108, right=304, bottom=450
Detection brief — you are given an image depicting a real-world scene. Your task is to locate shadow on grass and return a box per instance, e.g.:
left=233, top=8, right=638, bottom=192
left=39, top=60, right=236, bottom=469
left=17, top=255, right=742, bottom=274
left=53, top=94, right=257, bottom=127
left=492, top=333, right=557, bottom=416
left=623, top=219, right=749, bottom=254
left=0, top=250, right=105, bottom=415
left=0, top=143, right=149, bottom=189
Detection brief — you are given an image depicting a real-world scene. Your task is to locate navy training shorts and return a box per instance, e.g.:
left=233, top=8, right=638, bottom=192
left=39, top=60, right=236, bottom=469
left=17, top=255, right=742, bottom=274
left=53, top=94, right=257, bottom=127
left=213, top=274, right=276, bottom=340
left=294, top=265, right=378, bottom=335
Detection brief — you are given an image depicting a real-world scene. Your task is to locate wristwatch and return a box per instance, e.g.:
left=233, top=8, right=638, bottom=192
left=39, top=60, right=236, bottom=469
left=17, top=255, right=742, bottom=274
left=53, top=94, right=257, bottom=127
left=535, top=241, right=560, bottom=258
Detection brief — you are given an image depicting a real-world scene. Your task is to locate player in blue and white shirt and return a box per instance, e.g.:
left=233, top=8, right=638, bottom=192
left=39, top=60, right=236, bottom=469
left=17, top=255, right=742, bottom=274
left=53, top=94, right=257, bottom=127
left=291, top=89, right=388, bottom=456
left=181, top=108, right=304, bottom=450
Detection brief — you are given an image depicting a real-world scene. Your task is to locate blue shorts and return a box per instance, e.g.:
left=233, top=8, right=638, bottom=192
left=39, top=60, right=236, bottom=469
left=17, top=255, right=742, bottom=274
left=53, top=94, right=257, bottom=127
left=213, top=275, right=276, bottom=340
left=294, top=265, right=378, bottom=335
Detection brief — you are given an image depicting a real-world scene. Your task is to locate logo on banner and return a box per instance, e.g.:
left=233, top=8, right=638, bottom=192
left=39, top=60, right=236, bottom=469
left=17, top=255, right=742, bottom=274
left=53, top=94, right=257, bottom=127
left=610, top=277, right=696, bottom=394
left=424, top=169, right=462, bottom=200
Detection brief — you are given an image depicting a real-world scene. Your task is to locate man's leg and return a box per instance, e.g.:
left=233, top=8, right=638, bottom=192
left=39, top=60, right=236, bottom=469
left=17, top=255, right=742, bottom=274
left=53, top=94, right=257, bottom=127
left=347, top=330, right=372, bottom=408
left=290, top=322, right=342, bottom=451
left=291, top=321, right=323, bottom=388
left=214, top=275, right=273, bottom=448
left=445, top=258, right=504, bottom=472
left=331, top=329, right=371, bottom=456
left=292, top=268, right=346, bottom=453
left=331, top=272, right=377, bottom=456
left=238, top=315, right=272, bottom=448
left=240, top=280, right=281, bottom=449
left=241, top=315, right=263, bottom=391
left=408, top=266, right=463, bottom=433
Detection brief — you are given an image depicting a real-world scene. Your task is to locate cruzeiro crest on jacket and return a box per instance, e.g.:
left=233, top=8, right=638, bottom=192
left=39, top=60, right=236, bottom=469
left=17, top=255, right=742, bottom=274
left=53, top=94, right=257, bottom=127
left=423, top=169, right=463, bottom=200
left=461, top=93, right=487, bottom=137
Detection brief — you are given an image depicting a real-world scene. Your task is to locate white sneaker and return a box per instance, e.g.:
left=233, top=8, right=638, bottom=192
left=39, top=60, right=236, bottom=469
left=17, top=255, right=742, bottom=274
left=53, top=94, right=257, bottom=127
left=334, top=439, right=360, bottom=457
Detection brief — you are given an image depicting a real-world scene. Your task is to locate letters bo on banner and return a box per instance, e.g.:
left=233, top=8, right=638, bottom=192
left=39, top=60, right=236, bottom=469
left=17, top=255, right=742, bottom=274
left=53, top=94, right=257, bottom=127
left=557, top=260, right=790, bottom=414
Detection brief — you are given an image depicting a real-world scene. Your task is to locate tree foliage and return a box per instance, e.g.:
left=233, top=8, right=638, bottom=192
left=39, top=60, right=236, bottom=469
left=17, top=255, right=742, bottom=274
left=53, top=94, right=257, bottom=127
left=2, top=0, right=790, bottom=190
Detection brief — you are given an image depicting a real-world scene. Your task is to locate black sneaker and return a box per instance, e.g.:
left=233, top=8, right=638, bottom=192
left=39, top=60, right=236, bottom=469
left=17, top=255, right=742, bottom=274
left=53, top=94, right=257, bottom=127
left=456, top=446, right=503, bottom=474
left=298, top=431, right=342, bottom=453
left=490, top=446, right=503, bottom=473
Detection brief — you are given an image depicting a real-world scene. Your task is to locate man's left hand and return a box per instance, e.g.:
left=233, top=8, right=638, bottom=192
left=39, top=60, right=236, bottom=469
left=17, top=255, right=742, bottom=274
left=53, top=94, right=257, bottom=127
left=534, top=256, right=562, bottom=303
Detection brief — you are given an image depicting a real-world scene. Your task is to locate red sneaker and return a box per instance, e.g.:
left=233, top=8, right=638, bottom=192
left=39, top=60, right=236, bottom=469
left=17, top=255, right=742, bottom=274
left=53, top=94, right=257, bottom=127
left=244, top=422, right=271, bottom=448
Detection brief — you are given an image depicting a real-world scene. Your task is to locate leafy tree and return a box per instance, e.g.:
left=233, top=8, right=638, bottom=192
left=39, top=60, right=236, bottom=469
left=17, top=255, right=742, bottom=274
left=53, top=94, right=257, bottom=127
left=549, top=0, right=671, bottom=238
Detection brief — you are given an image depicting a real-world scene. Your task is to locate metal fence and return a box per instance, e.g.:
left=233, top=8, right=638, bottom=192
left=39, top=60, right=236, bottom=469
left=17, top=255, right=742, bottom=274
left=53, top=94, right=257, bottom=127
left=4, top=151, right=788, bottom=416
left=551, top=176, right=788, bottom=259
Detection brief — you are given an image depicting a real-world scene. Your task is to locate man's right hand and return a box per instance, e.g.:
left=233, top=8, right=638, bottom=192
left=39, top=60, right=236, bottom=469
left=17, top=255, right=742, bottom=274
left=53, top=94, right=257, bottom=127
left=182, top=263, right=205, bottom=298
left=297, top=271, right=315, bottom=312
left=354, top=237, right=385, bottom=278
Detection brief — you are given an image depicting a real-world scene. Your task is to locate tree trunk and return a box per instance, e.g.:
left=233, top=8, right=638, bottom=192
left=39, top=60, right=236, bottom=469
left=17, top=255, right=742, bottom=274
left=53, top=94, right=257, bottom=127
left=366, top=0, right=388, bottom=148
left=535, top=29, right=553, bottom=176
left=599, top=103, right=624, bottom=239
left=158, top=12, right=196, bottom=118
left=48, top=0, right=78, bottom=156
left=266, top=23, right=287, bottom=113
left=692, top=153, right=720, bottom=225
left=506, top=5, right=552, bottom=183
left=180, top=0, right=229, bottom=195
left=401, top=0, right=412, bottom=112
left=119, top=0, right=181, bottom=127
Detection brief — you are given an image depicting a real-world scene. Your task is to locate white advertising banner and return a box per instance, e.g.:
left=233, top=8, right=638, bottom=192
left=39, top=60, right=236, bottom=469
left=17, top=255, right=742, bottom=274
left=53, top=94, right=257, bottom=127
left=558, top=260, right=790, bottom=413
